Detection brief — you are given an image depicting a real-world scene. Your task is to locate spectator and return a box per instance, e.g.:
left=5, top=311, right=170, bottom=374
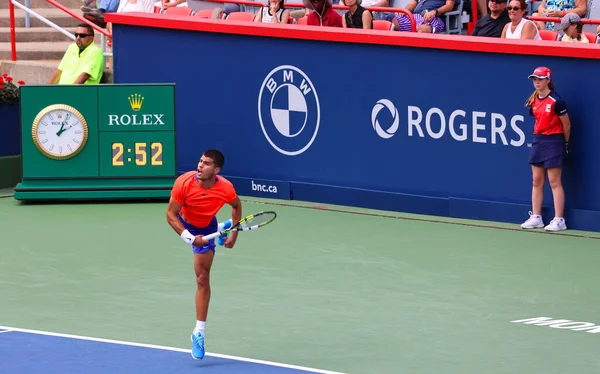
left=93, top=1, right=154, bottom=45
left=303, top=0, right=343, bottom=26
left=501, top=0, right=541, bottom=40
left=341, top=0, right=373, bottom=28
left=83, top=0, right=120, bottom=26
left=471, top=0, right=509, bottom=37
left=532, top=0, right=586, bottom=31
left=81, top=0, right=98, bottom=12
left=391, top=0, right=456, bottom=33
left=559, top=13, right=589, bottom=42
left=359, top=0, right=392, bottom=22
left=47, top=24, right=103, bottom=85
left=117, top=0, right=155, bottom=13
left=521, top=67, right=571, bottom=232
left=476, top=0, right=488, bottom=18
left=160, top=0, right=187, bottom=11
left=255, top=0, right=291, bottom=23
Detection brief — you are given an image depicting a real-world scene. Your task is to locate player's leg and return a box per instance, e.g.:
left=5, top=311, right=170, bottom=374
left=195, top=250, right=214, bottom=322
left=531, top=165, right=545, bottom=215
left=521, top=165, right=545, bottom=228
left=190, top=250, right=214, bottom=360
left=545, top=167, right=567, bottom=231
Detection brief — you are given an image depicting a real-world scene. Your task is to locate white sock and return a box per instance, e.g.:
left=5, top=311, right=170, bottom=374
left=194, top=321, right=205, bottom=335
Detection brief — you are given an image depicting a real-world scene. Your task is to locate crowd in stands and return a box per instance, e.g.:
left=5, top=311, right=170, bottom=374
left=75, top=0, right=600, bottom=42
left=42, top=0, right=600, bottom=84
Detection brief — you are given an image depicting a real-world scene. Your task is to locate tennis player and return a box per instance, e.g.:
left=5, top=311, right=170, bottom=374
left=166, top=149, right=242, bottom=359
left=521, top=67, right=571, bottom=231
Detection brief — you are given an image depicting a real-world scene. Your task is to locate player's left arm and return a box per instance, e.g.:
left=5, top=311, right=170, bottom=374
left=224, top=196, right=242, bottom=249
left=559, top=114, right=571, bottom=142
left=555, top=99, right=570, bottom=142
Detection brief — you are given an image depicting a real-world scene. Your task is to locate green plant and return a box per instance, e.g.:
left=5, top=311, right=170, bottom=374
left=0, top=73, right=25, bottom=105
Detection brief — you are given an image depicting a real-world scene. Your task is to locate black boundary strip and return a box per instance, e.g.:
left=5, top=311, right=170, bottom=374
left=13, top=187, right=170, bottom=192
left=241, top=198, right=600, bottom=241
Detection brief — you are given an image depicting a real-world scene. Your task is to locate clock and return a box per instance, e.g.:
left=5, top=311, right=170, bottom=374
left=31, top=104, right=89, bottom=160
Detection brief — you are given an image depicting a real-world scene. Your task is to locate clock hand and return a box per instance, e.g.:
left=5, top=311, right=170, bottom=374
left=61, top=124, right=75, bottom=132
left=56, top=121, right=67, bottom=137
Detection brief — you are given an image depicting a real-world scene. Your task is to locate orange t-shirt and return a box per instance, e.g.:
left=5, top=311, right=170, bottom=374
left=171, top=171, right=237, bottom=228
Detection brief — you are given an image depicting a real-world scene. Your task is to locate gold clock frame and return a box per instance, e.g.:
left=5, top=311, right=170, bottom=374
left=31, top=104, right=89, bottom=161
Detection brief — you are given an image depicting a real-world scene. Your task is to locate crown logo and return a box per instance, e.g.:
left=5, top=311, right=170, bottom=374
left=57, top=113, right=63, bottom=119
left=128, top=93, right=144, bottom=112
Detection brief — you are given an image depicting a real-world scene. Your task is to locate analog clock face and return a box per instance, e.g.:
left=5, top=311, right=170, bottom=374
left=32, top=105, right=88, bottom=160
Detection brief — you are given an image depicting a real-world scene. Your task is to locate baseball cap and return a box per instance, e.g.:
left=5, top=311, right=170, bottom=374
left=559, top=13, right=581, bottom=30
left=528, top=67, right=551, bottom=79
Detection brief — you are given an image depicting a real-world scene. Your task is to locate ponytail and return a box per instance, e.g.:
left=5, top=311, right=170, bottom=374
left=525, top=80, right=555, bottom=108
left=575, top=22, right=583, bottom=40
left=525, top=91, right=536, bottom=108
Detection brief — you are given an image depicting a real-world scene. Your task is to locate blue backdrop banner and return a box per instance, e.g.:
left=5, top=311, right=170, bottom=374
left=111, top=23, right=600, bottom=231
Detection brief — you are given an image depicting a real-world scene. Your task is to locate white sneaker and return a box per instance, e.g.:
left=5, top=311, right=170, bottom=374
left=521, top=211, right=544, bottom=229
left=544, top=218, right=567, bottom=232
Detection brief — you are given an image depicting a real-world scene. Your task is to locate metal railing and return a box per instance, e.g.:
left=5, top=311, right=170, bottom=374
left=8, top=0, right=113, bottom=66
left=528, top=15, right=600, bottom=26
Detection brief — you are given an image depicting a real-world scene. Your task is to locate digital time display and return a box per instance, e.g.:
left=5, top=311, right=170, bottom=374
left=99, top=131, right=175, bottom=177
left=111, top=142, right=163, bottom=166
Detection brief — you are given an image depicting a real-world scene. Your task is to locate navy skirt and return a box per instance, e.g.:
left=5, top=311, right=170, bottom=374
left=528, top=133, right=566, bottom=169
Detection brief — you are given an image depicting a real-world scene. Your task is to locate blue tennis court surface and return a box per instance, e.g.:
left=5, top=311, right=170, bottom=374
left=0, top=327, right=344, bottom=374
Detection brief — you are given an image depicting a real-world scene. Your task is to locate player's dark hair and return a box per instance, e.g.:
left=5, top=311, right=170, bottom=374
left=203, top=150, right=224, bottom=168
left=77, top=23, right=94, bottom=36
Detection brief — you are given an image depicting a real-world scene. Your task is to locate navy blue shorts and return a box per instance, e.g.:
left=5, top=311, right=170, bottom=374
left=528, top=134, right=566, bottom=169
left=178, top=215, right=218, bottom=254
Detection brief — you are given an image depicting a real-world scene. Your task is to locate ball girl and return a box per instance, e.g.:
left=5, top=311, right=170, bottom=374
left=521, top=67, right=571, bottom=231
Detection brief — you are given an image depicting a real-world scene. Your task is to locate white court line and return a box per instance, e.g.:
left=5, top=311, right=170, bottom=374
left=0, top=329, right=13, bottom=334
left=0, top=325, right=346, bottom=374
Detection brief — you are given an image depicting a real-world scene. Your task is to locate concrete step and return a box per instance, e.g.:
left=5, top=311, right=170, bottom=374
left=0, top=27, right=104, bottom=42
left=0, top=7, right=84, bottom=28
left=0, top=59, right=113, bottom=85
left=1, top=0, right=84, bottom=10
left=0, top=39, right=107, bottom=60
left=0, top=41, right=74, bottom=60
left=1, top=59, right=63, bottom=84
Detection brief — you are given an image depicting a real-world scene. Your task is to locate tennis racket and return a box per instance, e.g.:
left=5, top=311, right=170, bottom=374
left=202, top=211, right=277, bottom=241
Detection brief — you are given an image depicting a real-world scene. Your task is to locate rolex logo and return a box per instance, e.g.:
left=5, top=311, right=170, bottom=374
left=128, top=93, right=144, bottom=112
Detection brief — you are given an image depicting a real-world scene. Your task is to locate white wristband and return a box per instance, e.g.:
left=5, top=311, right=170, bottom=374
left=180, top=229, right=195, bottom=245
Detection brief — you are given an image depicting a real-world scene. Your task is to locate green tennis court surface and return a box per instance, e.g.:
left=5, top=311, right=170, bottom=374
left=1, top=195, right=600, bottom=373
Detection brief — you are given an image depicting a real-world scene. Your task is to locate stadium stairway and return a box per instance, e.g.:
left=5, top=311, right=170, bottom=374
left=0, top=0, right=112, bottom=84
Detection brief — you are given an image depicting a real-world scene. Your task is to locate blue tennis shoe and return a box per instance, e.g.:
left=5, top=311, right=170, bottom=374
left=191, top=331, right=205, bottom=360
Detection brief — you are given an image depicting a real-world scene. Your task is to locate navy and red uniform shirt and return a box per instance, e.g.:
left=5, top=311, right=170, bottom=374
left=530, top=90, right=568, bottom=135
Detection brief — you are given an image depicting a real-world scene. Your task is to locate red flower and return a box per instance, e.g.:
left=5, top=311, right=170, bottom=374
left=0, top=73, right=23, bottom=104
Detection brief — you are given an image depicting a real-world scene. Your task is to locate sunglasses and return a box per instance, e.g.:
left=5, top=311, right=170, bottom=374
left=74, top=33, right=92, bottom=38
left=507, top=6, right=522, bottom=10
left=489, top=0, right=507, bottom=3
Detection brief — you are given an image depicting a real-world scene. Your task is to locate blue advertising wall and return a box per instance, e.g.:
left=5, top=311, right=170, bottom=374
left=110, top=20, right=600, bottom=231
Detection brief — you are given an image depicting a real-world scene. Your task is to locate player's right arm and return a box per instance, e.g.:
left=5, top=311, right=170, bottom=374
left=166, top=197, right=209, bottom=248
left=166, top=197, right=186, bottom=236
left=167, top=173, right=209, bottom=247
